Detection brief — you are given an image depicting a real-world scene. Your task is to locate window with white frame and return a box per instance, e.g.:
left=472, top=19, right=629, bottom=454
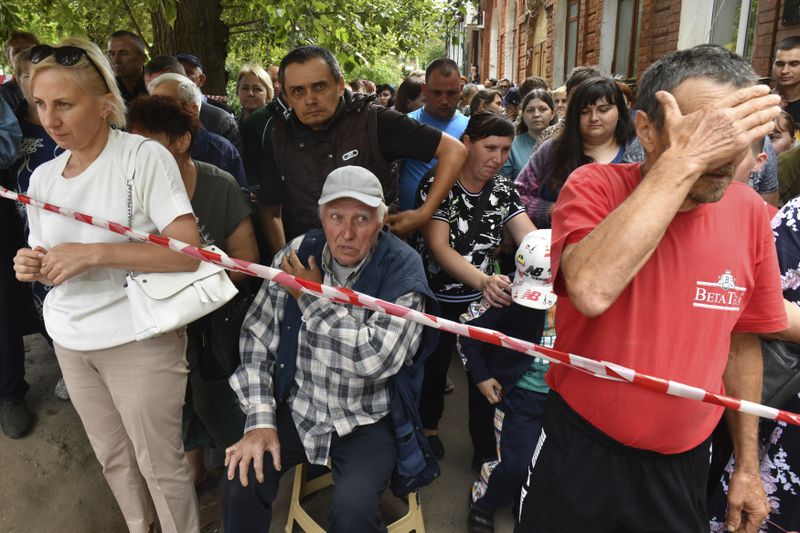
left=709, top=0, right=759, bottom=59
left=613, top=0, right=643, bottom=79
left=564, top=0, right=579, bottom=74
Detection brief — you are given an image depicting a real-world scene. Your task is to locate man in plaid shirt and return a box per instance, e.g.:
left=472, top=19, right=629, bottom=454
left=222, top=166, right=433, bottom=533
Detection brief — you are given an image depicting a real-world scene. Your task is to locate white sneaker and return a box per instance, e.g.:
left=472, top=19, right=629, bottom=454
left=54, top=376, right=70, bottom=401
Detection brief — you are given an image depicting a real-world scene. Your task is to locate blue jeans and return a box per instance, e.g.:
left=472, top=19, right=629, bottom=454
left=222, top=403, right=397, bottom=533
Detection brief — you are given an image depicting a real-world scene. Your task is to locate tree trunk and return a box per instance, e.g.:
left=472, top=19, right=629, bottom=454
left=151, top=0, right=229, bottom=95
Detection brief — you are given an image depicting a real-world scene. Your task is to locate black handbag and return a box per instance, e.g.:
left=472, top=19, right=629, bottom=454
left=198, top=289, right=255, bottom=381
left=760, top=338, right=800, bottom=408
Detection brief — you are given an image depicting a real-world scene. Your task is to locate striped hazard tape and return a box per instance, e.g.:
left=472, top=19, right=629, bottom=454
left=3, top=184, right=799, bottom=426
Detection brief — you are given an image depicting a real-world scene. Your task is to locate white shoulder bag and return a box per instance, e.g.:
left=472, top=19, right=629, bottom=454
left=123, top=140, right=238, bottom=340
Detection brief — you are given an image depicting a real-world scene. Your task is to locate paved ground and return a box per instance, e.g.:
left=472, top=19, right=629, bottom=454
left=0, top=334, right=516, bottom=532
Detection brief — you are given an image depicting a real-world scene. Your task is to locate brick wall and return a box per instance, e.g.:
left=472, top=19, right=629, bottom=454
left=545, top=0, right=556, bottom=84
left=515, top=0, right=529, bottom=82
left=635, top=0, right=682, bottom=79
left=578, top=0, right=603, bottom=67
left=541, top=0, right=603, bottom=84
left=480, top=0, right=554, bottom=84
left=480, top=0, right=691, bottom=86
left=480, top=0, right=493, bottom=82
left=751, top=0, right=799, bottom=79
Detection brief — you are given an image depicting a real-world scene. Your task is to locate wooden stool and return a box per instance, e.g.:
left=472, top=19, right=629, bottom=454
left=284, top=462, right=426, bottom=533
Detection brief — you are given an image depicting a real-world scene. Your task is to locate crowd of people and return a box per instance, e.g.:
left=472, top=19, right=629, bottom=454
left=2, top=25, right=800, bottom=533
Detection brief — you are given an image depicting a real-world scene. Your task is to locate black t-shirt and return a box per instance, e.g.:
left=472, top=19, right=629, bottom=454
left=787, top=99, right=800, bottom=126
left=115, top=75, right=147, bottom=105
left=256, top=101, right=442, bottom=206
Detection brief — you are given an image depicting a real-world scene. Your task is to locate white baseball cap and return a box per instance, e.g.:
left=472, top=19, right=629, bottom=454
left=510, top=229, right=557, bottom=310
left=318, top=166, right=385, bottom=208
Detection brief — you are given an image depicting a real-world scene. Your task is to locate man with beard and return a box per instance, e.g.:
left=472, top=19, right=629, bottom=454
left=516, top=45, right=787, bottom=533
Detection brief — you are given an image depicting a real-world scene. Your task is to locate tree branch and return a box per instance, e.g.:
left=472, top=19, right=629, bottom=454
left=230, top=28, right=262, bottom=35
left=120, top=0, right=149, bottom=51
left=227, top=18, right=262, bottom=28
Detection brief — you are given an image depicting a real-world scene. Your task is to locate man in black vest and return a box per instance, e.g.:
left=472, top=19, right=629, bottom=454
left=256, top=45, right=467, bottom=252
left=223, top=166, right=436, bottom=533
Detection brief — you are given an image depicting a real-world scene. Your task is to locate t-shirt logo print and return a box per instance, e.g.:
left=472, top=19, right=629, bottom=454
left=716, top=270, right=736, bottom=291
left=693, top=269, right=745, bottom=312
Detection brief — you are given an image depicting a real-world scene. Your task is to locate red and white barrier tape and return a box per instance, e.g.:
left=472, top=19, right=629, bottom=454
left=3, top=184, right=800, bottom=426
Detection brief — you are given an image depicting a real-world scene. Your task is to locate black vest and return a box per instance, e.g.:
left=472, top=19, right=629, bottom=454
left=272, top=93, right=395, bottom=241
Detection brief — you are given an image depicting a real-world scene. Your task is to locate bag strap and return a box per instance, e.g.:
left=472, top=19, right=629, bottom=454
left=125, top=138, right=153, bottom=276
left=453, top=177, right=495, bottom=256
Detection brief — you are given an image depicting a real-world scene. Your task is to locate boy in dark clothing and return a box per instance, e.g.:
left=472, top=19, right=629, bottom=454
left=459, top=229, right=557, bottom=533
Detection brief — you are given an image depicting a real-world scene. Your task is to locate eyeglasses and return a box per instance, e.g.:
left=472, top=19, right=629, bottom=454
left=30, top=45, right=106, bottom=82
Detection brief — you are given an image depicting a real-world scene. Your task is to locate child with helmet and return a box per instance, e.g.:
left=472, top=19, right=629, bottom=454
left=459, top=229, right=557, bottom=533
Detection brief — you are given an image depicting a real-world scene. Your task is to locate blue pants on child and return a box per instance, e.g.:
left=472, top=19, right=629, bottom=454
left=471, top=387, right=548, bottom=511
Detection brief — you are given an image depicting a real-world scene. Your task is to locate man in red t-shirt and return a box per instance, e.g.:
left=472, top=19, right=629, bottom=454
left=516, top=45, right=787, bottom=533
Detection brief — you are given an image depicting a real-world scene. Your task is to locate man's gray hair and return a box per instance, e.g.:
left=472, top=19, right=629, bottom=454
left=375, top=202, right=388, bottom=221
left=147, top=73, right=202, bottom=108
left=319, top=201, right=388, bottom=222
left=637, top=44, right=756, bottom=131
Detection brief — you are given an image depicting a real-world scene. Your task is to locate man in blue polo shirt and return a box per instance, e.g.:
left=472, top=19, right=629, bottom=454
left=398, top=59, right=468, bottom=211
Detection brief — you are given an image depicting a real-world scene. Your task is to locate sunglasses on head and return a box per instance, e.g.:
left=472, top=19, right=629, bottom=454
left=30, top=44, right=106, bottom=81
left=31, top=45, right=90, bottom=66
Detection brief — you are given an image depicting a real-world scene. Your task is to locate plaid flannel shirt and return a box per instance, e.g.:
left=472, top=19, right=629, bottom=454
left=230, top=234, right=425, bottom=465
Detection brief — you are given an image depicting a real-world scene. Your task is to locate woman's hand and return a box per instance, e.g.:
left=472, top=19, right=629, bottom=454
left=14, top=246, right=51, bottom=284
left=40, top=243, right=98, bottom=285
left=481, top=273, right=513, bottom=307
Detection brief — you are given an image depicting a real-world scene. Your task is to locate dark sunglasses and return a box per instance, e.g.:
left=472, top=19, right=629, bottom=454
left=30, top=45, right=106, bottom=81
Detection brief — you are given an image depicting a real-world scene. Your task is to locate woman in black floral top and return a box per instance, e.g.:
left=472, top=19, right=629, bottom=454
left=708, top=198, right=800, bottom=532
left=414, top=111, right=535, bottom=467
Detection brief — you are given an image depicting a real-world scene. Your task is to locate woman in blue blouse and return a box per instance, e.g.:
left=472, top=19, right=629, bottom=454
left=501, top=89, right=555, bottom=180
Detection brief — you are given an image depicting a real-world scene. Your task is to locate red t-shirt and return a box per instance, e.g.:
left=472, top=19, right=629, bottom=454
left=547, top=163, right=787, bottom=454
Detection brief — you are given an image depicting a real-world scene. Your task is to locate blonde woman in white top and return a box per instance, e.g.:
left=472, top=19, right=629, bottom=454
left=13, top=37, right=201, bottom=533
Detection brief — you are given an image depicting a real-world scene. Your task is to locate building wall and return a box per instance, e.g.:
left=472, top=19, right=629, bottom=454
left=752, top=0, right=799, bottom=79
left=479, top=0, right=493, bottom=81
left=476, top=0, right=793, bottom=87
left=635, top=0, right=682, bottom=80
left=480, top=0, right=683, bottom=87
left=579, top=0, right=604, bottom=68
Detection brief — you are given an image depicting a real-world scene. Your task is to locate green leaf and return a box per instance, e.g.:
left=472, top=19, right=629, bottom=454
left=163, top=0, right=177, bottom=26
